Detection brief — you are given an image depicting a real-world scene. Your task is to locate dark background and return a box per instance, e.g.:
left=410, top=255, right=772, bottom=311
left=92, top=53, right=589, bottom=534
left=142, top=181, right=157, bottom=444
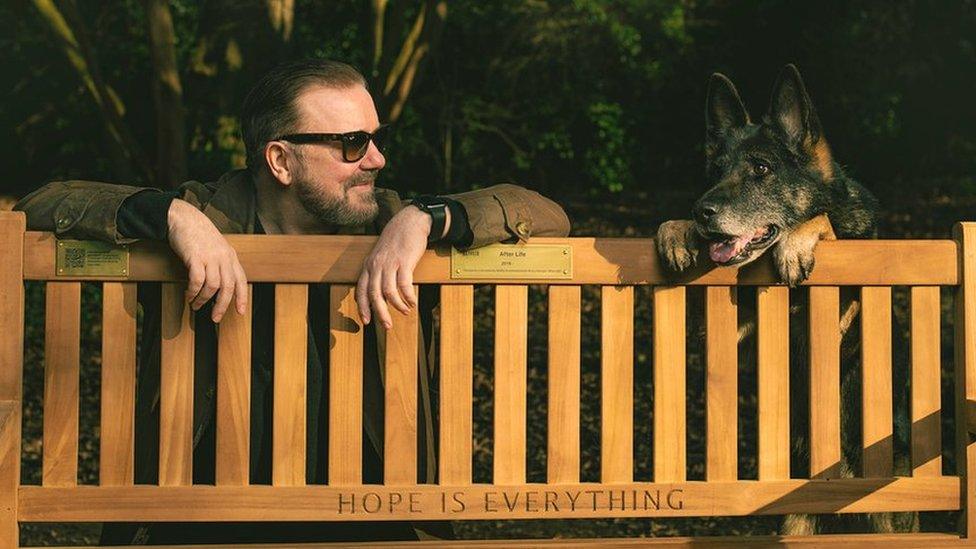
left=3, top=0, right=975, bottom=235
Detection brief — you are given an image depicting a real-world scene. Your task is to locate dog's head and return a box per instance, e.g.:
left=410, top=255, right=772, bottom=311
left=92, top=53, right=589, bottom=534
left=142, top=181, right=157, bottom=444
left=694, top=64, right=835, bottom=266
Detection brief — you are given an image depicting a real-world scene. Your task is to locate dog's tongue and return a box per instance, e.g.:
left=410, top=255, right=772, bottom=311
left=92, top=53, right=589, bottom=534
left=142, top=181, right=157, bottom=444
left=708, top=226, right=768, bottom=264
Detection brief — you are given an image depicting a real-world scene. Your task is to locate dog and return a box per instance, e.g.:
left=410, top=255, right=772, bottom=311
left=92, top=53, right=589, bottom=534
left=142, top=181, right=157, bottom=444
left=656, top=65, right=919, bottom=535
left=656, top=64, right=878, bottom=285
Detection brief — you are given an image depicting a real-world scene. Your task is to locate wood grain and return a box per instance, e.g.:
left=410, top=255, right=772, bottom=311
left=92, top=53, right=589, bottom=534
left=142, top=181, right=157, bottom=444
left=160, top=283, right=195, bottom=486
left=329, top=284, right=364, bottom=486
left=43, top=282, right=80, bottom=486
left=494, top=285, right=528, bottom=484
left=17, top=477, right=962, bottom=522
left=548, top=285, right=581, bottom=484
left=440, top=285, right=474, bottom=485
left=706, top=286, right=737, bottom=481
left=910, top=286, right=942, bottom=477
left=758, top=286, right=789, bottom=480
left=273, top=284, right=308, bottom=486
left=953, top=222, right=976, bottom=538
left=654, top=286, right=686, bottom=482
left=216, top=285, right=252, bottom=486
left=602, top=286, right=634, bottom=483
left=861, top=286, right=893, bottom=478
left=809, top=286, right=841, bottom=479
left=22, top=232, right=960, bottom=286
left=100, top=282, right=137, bottom=486
left=384, top=289, right=419, bottom=485
left=0, top=213, right=23, bottom=549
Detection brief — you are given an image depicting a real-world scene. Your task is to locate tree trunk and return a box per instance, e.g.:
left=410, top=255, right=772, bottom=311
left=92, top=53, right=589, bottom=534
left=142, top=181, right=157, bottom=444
left=144, top=0, right=187, bottom=188
left=370, top=0, right=448, bottom=123
left=31, top=0, right=152, bottom=184
left=266, top=0, right=295, bottom=44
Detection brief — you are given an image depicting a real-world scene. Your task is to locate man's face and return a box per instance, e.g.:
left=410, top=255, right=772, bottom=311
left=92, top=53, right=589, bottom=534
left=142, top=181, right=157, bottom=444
left=289, top=84, right=386, bottom=226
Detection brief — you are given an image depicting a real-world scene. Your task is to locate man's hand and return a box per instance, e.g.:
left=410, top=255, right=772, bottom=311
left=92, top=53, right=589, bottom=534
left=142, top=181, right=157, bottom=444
left=356, top=205, right=446, bottom=329
left=167, top=198, right=248, bottom=323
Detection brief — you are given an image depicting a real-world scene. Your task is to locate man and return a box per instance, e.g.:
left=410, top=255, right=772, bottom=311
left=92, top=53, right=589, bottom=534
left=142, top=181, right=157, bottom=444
left=16, top=59, right=569, bottom=543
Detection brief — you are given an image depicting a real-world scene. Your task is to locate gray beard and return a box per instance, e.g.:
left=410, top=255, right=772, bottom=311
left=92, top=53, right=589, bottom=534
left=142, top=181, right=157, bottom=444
left=295, top=171, right=379, bottom=227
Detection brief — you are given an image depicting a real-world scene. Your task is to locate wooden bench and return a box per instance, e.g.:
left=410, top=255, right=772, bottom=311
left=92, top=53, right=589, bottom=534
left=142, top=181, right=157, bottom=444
left=2, top=209, right=976, bottom=547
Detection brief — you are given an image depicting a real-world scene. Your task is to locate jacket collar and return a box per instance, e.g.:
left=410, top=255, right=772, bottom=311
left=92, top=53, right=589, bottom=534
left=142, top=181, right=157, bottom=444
left=200, top=169, right=257, bottom=234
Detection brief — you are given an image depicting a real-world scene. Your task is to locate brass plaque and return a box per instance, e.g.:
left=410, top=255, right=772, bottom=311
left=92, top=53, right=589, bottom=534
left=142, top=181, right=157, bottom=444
left=56, top=240, right=129, bottom=277
left=451, top=243, right=572, bottom=280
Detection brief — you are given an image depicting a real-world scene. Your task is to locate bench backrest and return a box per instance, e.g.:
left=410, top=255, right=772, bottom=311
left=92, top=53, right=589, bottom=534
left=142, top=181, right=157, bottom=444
left=2, top=211, right=975, bottom=545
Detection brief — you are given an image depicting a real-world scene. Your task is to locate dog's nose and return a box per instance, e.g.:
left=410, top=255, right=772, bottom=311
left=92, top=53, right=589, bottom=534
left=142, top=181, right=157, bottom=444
left=694, top=202, right=720, bottom=223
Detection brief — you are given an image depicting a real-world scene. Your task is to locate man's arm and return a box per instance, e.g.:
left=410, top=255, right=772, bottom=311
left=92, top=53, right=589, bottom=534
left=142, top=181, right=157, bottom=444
left=356, top=183, right=571, bottom=328
left=15, top=181, right=248, bottom=322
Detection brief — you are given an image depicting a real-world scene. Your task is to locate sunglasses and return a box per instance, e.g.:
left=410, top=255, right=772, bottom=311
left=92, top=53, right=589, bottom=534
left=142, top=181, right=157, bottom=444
left=276, top=124, right=390, bottom=162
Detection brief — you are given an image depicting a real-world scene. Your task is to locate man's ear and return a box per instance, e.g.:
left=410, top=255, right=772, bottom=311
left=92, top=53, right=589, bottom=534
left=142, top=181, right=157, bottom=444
left=768, top=64, right=823, bottom=148
left=706, top=73, right=750, bottom=136
left=265, top=141, right=296, bottom=186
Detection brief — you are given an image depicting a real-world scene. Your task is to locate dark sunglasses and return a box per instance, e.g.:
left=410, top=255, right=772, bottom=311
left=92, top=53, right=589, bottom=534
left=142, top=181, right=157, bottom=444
left=276, top=124, right=390, bottom=162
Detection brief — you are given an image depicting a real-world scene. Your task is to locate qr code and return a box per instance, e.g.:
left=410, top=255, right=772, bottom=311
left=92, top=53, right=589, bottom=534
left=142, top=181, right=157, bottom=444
left=64, top=248, right=86, bottom=268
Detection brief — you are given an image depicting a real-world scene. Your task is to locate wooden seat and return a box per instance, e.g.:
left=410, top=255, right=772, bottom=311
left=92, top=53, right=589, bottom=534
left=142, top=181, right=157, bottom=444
left=2, top=211, right=976, bottom=547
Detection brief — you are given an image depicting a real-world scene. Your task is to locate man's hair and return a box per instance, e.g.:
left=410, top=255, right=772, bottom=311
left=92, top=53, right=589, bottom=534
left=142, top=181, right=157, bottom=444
left=240, top=59, right=368, bottom=170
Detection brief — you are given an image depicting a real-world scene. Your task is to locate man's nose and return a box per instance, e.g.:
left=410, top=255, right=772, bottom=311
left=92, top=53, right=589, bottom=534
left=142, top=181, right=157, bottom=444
left=360, top=141, right=386, bottom=170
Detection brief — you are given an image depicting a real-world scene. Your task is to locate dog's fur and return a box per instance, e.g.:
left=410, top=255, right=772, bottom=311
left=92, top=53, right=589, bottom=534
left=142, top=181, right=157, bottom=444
left=657, top=64, right=878, bottom=285
left=657, top=66, right=919, bottom=535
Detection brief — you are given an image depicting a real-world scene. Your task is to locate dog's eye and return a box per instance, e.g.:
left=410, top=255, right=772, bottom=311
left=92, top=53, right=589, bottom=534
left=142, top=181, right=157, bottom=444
left=753, top=162, right=770, bottom=177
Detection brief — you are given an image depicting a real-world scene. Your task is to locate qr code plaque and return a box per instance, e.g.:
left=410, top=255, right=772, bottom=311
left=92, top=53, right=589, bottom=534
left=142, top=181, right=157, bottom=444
left=56, top=239, right=129, bottom=277
left=64, top=248, right=86, bottom=269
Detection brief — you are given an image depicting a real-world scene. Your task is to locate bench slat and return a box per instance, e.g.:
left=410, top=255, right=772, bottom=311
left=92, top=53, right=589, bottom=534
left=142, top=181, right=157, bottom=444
left=809, top=286, right=841, bottom=479
left=43, top=282, right=80, bottom=487
left=758, top=286, right=789, bottom=480
left=273, top=284, right=308, bottom=486
left=17, top=477, right=963, bottom=522
left=706, top=286, right=737, bottom=481
left=911, top=286, right=942, bottom=477
left=654, top=286, right=686, bottom=482
left=160, top=283, right=195, bottom=486
left=216, top=285, right=252, bottom=486
left=439, top=285, right=473, bottom=485
left=384, top=289, right=419, bottom=485
left=548, top=285, right=581, bottom=484
left=494, top=285, right=527, bottom=484
left=602, top=286, right=634, bottom=482
left=329, top=284, right=363, bottom=486
left=862, top=286, right=894, bottom=477
left=22, top=533, right=974, bottom=548
left=100, top=282, right=137, bottom=486
left=22, top=233, right=961, bottom=286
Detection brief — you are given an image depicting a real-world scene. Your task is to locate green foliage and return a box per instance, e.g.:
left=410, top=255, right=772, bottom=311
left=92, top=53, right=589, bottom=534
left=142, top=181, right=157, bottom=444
left=0, top=0, right=974, bottom=206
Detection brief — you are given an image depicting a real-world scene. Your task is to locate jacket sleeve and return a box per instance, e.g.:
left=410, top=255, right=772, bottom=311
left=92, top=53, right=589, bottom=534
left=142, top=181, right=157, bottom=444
left=445, top=183, right=571, bottom=249
left=14, top=180, right=214, bottom=244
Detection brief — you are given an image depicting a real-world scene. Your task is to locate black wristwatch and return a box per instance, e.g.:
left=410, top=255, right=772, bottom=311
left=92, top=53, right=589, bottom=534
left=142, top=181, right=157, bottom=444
left=410, top=195, right=449, bottom=243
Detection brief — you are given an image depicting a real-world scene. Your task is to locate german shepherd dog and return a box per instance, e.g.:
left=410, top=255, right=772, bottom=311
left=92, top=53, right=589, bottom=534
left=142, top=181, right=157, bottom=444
left=657, top=64, right=877, bottom=283
left=656, top=66, right=918, bottom=534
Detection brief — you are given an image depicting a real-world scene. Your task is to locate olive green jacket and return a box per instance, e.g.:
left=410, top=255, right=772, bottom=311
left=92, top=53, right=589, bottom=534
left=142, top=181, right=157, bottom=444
left=15, top=170, right=570, bottom=488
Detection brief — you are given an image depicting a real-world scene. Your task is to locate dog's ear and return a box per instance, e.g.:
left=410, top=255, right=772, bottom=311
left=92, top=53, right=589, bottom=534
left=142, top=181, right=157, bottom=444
left=768, top=64, right=833, bottom=179
left=768, top=64, right=823, bottom=147
left=706, top=73, right=750, bottom=135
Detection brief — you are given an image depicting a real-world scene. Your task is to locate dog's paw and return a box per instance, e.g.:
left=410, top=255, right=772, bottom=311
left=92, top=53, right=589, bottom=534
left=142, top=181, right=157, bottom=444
left=773, top=232, right=818, bottom=286
left=656, top=219, right=699, bottom=272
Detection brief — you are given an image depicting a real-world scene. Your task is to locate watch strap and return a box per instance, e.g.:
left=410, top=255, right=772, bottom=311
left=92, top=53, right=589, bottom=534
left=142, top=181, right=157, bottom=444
left=410, top=195, right=449, bottom=243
